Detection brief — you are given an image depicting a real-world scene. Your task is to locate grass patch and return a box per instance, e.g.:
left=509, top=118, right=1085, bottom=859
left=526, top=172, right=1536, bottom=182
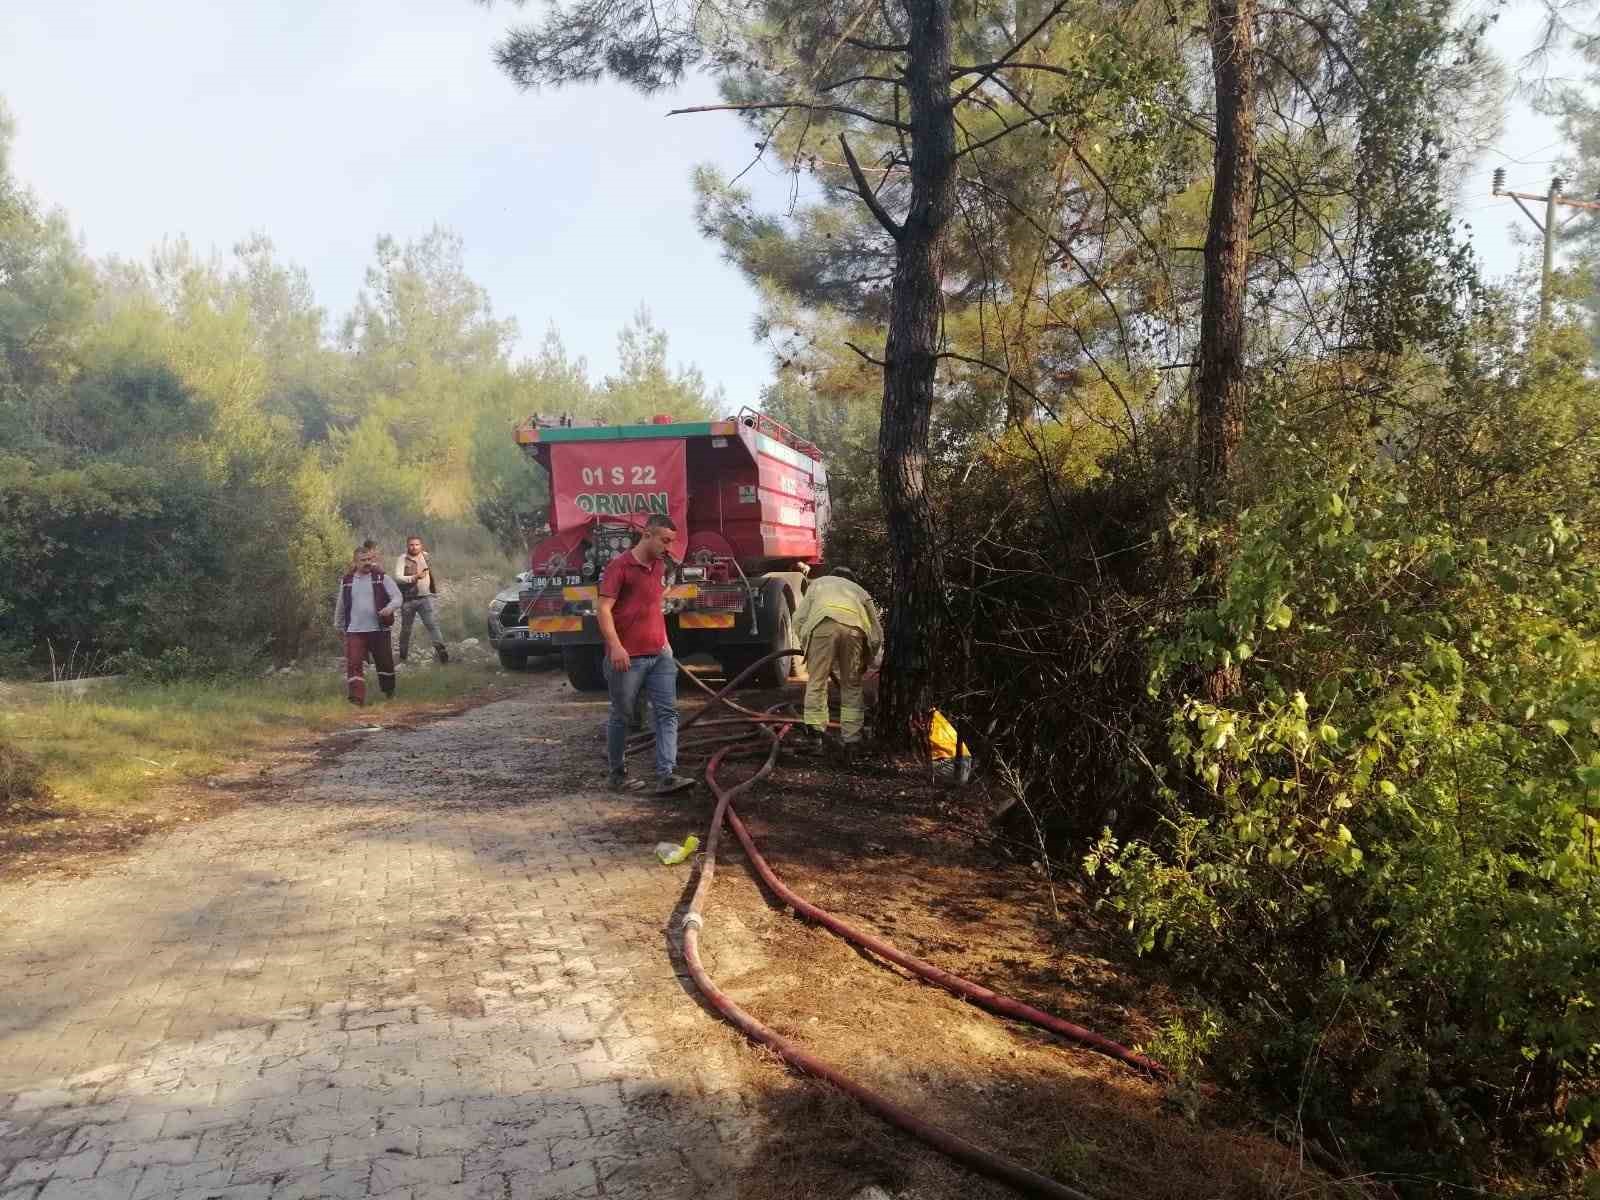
left=0, top=738, right=49, bottom=807
left=0, top=662, right=505, bottom=818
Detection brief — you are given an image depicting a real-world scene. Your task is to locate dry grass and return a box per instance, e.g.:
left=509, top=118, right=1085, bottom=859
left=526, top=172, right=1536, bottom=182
left=0, top=663, right=505, bottom=819
left=0, top=738, right=49, bottom=808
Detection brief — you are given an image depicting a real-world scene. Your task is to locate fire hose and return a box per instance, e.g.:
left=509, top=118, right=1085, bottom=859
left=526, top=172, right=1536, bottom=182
left=627, top=649, right=1168, bottom=1198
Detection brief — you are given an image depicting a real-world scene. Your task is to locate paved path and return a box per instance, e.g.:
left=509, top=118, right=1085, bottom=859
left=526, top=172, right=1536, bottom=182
left=0, top=681, right=754, bottom=1200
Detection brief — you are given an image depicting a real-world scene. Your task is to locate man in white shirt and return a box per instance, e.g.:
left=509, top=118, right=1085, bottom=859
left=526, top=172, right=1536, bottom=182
left=395, top=535, right=448, bottom=664
left=334, top=540, right=402, bottom=705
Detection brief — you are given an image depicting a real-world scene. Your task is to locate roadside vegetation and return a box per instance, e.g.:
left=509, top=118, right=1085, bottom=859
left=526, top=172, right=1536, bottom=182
left=0, top=97, right=719, bottom=685
left=483, top=0, right=1600, bottom=1189
left=10, top=0, right=1600, bottom=1188
left=0, top=660, right=511, bottom=822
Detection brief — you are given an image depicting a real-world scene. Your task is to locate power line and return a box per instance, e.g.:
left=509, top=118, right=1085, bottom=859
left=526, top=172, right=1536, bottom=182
left=1483, top=138, right=1568, bottom=166
left=1489, top=170, right=1596, bottom=326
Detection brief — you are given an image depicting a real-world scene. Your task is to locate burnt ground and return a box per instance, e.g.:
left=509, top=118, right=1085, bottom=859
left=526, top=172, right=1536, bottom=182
left=0, top=666, right=1341, bottom=1200
left=643, top=699, right=1333, bottom=1200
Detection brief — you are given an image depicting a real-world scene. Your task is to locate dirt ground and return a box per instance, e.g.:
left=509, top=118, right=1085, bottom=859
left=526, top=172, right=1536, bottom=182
left=656, top=700, right=1334, bottom=1200
left=2, top=664, right=1340, bottom=1200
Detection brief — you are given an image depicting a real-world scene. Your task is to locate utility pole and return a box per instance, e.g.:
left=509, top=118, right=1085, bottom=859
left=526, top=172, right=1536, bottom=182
left=1543, top=179, right=1561, bottom=327
left=1492, top=169, right=1600, bottom=328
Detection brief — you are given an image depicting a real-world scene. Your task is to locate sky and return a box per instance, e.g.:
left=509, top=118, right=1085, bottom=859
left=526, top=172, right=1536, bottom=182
left=0, top=0, right=1590, bottom=409
left=0, top=0, right=798, bottom=405
left=1457, top=9, right=1589, bottom=283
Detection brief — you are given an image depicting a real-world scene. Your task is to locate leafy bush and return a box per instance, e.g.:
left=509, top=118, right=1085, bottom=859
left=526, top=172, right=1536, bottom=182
left=1089, top=456, right=1600, bottom=1178
left=0, top=441, right=345, bottom=672
left=112, top=646, right=228, bottom=684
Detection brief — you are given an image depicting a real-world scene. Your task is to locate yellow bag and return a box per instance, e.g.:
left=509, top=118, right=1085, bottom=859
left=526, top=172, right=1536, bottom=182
left=928, top=709, right=960, bottom=761
left=654, top=834, right=699, bottom=866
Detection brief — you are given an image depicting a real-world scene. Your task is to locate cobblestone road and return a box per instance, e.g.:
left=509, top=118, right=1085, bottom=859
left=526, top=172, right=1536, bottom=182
left=0, top=679, right=754, bottom=1199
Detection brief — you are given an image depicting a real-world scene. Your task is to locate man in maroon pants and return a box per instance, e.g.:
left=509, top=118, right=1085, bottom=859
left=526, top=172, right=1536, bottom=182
left=334, top=541, right=402, bottom=705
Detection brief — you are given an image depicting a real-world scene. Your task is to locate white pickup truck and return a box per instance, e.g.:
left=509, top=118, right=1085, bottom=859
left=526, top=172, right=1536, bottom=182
left=485, top=571, right=557, bottom=670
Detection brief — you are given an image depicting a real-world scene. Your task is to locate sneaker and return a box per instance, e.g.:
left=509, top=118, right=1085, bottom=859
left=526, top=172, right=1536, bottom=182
left=655, top=773, right=696, bottom=795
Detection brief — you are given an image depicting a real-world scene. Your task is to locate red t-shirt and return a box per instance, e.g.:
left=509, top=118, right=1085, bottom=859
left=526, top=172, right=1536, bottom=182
left=598, top=552, right=668, bottom=656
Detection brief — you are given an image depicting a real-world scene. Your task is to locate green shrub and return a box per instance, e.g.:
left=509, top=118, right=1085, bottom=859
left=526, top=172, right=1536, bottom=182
left=112, top=646, right=227, bottom=684
left=1089, top=464, right=1600, bottom=1178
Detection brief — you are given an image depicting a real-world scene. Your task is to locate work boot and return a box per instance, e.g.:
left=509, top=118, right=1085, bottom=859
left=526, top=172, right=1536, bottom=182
left=608, top=769, right=630, bottom=792
left=836, top=739, right=859, bottom=768
left=435, top=643, right=449, bottom=664
left=792, top=727, right=826, bottom=756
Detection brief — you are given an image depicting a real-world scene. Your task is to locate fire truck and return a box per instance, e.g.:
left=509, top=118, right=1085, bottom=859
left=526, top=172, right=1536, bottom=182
left=512, top=407, right=829, bottom=692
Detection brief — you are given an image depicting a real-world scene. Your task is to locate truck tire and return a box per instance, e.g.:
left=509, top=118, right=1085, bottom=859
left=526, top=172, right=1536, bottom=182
left=751, top=579, right=798, bottom=689
left=498, top=648, right=529, bottom=671
left=562, top=646, right=607, bottom=692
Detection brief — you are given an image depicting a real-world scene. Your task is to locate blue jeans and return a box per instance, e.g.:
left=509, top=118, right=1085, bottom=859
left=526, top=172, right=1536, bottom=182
left=603, top=649, right=679, bottom=779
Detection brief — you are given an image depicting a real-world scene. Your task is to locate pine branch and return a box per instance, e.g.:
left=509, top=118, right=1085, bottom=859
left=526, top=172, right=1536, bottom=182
left=839, top=133, right=904, bottom=240
left=667, top=101, right=910, bottom=132
left=949, top=0, right=1073, bottom=105
left=844, top=36, right=908, bottom=52
left=845, top=340, right=889, bottom=366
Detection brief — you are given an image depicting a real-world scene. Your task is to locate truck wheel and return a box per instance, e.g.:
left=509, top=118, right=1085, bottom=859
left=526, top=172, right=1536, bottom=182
left=562, top=646, right=607, bottom=692
left=498, top=648, right=529, bottom=671
left=753, top=580, right=797, bottom=689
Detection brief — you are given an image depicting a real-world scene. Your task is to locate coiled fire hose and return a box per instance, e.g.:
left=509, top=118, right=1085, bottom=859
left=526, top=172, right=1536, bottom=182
left=626, top=650, right=1168, bottom=1198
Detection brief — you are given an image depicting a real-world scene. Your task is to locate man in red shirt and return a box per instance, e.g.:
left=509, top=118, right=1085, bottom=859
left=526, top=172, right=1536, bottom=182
left=597, top=514, right=694, bottom=794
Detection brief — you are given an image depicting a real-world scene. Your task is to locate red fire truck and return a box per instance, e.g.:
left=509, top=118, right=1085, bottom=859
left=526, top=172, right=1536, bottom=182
left=513, top=407, right=829, bottom=692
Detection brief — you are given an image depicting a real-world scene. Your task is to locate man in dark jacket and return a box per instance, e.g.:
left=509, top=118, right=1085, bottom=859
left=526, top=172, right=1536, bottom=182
left=334, top=541, right=402, bottom=705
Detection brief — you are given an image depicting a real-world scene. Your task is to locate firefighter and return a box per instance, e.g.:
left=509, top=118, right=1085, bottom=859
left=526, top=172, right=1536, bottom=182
left=793, top=566, right=883, bottom=756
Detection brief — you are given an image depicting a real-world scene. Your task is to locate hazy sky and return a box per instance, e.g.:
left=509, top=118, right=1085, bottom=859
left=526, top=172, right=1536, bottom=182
left=0, top=0, right=1588, bottom=409
left=0, top=0, right=797, bottom=404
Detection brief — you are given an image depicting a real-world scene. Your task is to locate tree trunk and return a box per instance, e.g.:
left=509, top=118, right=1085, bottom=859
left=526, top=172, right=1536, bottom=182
left=1195, top=0, right=1257, bottom=704
left=874, top=0, right=956, bottom=750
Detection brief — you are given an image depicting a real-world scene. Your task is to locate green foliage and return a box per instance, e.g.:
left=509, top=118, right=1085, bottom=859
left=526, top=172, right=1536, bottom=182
left=112, top=646, right=228, bottom=684
left=1088, top=340, right=1600, bottom=1178
left=599, top=305, right=720, bottom=423
left=468, top=330, right=587, bottom=553
left=0, top=100, right=95, bottom=453
left=0, top=102, right=721, bottom=672
left=0, top=455, right=212, bottom=657
left=1137, top=1009, right=1223, bottom=1085
left=330, top=415, right=429, bottom=534
left=1544, top=40, right=1600, bottom=358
